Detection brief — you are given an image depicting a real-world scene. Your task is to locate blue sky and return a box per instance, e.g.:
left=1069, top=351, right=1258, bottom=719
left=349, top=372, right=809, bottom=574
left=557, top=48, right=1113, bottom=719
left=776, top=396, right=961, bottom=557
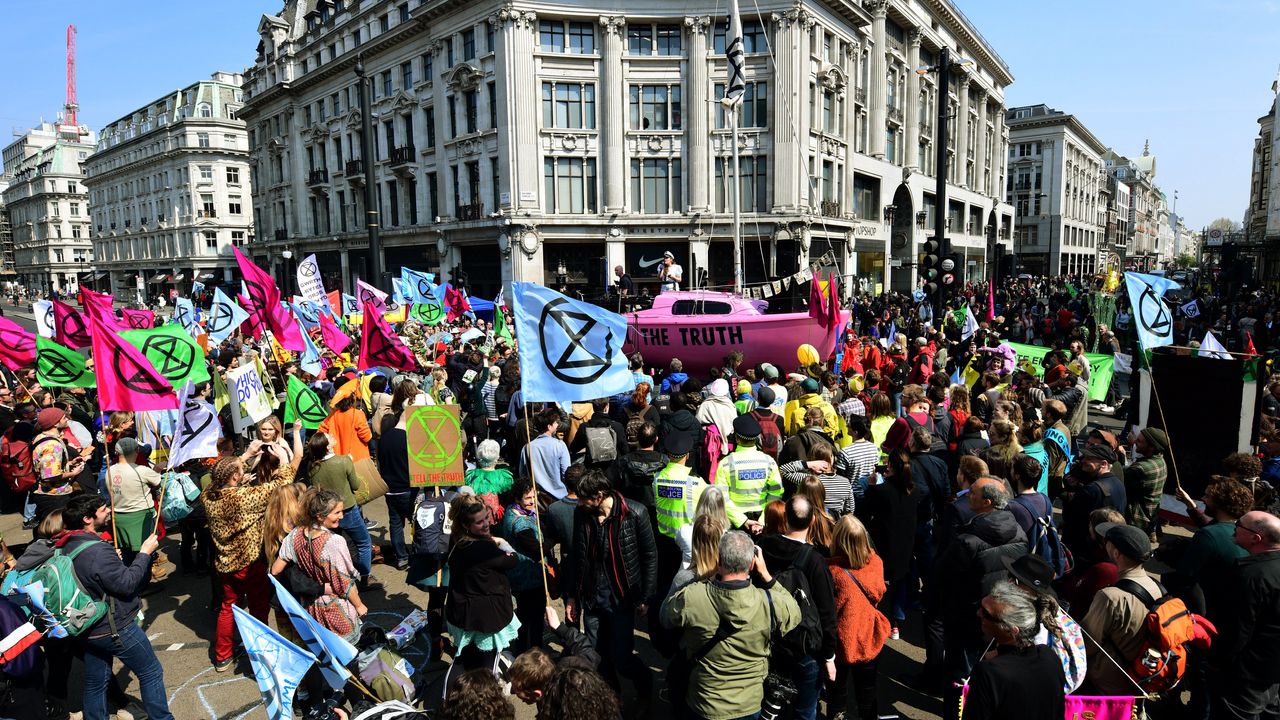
left=2, top=1, right=1276, bottom=230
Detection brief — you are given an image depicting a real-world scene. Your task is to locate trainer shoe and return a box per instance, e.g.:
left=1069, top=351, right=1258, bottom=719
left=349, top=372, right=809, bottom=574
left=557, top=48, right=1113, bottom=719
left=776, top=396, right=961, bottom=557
left=214, top=656, right=235, bottom=673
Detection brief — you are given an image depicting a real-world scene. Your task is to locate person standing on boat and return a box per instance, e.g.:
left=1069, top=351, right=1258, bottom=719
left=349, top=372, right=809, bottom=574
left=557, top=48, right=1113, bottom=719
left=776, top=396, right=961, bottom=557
left=658, top=251, right=683, bottom=292
left=613, top=265, right=634, bottom=296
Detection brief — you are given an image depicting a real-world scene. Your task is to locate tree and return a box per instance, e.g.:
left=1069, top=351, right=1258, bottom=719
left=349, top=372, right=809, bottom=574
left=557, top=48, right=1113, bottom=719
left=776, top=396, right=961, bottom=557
left=1208, top=217, right=1243, bottom=233
left=1172, top=253, right=1197, bottom=269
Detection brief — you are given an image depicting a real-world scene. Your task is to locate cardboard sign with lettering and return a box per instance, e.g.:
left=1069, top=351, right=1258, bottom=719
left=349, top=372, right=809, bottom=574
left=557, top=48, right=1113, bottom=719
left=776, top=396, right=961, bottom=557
left=405, top=405, right=465, bottom=487
left=228, top=363, right=273, bottom=433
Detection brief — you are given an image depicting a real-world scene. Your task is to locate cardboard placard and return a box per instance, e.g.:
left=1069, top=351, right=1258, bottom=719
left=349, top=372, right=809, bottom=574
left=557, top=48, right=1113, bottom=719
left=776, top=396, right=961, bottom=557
left=406, top=405, right=465, bottom=487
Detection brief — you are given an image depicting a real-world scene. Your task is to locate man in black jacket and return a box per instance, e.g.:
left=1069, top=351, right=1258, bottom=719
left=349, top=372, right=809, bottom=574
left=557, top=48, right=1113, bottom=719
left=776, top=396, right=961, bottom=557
left=1061, top=443, right=1127, bottom=564
left=1214, top=511, right=1280, bottom=719
left=569, top=397, right=627, bottom=477
left=755, top=496, right=838, bottom=720
left=933, top=477, right=1028, bottom=719
left=564, top=470, right=658, bottom=712
left=60, top=494, right=173, bottom=720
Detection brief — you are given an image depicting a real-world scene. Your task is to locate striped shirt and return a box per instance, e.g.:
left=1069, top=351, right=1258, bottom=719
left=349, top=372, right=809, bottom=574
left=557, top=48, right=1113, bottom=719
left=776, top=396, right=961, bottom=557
left=840, top=440, right=880, bottom=499
left=779, top=460, right=855, bottom=518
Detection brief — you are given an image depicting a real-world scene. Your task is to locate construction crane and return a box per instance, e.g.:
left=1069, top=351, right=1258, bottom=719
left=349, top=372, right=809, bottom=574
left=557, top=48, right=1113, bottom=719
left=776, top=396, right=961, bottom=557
left=59, top=24, right=87, bottom=137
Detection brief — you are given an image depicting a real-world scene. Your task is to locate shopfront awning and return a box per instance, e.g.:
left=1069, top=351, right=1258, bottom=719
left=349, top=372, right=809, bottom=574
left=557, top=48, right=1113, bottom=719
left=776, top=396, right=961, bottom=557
left=167, top=273, right=186, bottom=283
left=148, top=273, right=168, bottom=284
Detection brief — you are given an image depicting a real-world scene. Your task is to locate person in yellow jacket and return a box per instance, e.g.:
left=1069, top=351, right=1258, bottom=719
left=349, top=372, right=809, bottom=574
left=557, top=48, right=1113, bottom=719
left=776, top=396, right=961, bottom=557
left=716, top=414, right=784, bottom=534
left=652, top=433, right=707, bottom=589
left=786, top=377, right=840, bottom=438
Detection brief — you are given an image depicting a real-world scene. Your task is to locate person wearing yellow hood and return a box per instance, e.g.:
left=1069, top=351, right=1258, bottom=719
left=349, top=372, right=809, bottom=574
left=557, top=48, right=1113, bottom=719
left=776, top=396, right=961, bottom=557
left=786, top=377, right=840, bottom=438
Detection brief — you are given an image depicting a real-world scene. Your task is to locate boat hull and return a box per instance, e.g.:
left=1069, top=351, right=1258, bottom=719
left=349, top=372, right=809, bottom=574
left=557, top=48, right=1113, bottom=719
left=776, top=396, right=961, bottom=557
left=624, top=310, right=849, bottom=375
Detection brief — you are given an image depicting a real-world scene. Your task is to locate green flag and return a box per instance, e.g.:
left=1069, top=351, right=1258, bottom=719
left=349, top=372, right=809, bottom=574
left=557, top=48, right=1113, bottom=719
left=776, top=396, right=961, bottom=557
left=35, top=337, right=95, bottom=388
left=1004, top=341, right=1114, bottom=402
left=410, top=302, right=446, bottom=326
left=1067, top=283, right=1078, bottom=299
left=494, top=305, right=513, bottom=342
left=121, top=325, right=210, bottom=386
left=285, top=375, right=328, bottom=429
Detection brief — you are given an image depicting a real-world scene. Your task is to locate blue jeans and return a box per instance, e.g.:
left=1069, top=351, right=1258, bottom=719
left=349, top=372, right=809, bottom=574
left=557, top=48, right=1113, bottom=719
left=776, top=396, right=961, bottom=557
left=790, top=655, right=821, bottom=720
left=21, top=491, right=34, bottom=523
left=82, top=622, right=174, bottom=720
left=338, top=504, right=373, bottom=579
left=384, top=491, right=417, bottom=563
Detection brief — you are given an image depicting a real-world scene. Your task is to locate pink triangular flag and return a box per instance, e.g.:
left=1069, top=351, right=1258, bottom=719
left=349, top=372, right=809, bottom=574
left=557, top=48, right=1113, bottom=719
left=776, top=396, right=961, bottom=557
left=358, top=303, right=415, bottom=371
left=84, top=299, right=177, bottom=411
left=233, top=247, right=304, bottom=351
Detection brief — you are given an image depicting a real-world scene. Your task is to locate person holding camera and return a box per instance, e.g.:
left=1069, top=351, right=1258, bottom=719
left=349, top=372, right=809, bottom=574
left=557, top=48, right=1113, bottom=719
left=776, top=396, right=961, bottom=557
left=661, top=530, right=800, bottom=720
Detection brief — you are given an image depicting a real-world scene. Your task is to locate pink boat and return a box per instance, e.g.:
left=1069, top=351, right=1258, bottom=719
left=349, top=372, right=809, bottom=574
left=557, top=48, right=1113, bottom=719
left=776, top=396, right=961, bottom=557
left=622, top=289, right=849, bottom=374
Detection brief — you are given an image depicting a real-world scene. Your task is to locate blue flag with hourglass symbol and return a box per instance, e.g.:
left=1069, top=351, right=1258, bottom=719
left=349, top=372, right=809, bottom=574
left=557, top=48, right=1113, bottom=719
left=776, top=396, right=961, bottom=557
left=512, top=282, right=633, bottom=402
left=1124, top=272, right=1181, bottom=351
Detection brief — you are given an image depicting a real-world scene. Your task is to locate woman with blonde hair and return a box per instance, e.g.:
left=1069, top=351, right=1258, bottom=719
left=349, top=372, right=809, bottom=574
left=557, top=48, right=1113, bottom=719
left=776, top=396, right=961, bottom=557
left=676, top=485, right=728, bottom=569
left=981, top=418, right=1023, bottom=479
left=668, top=514, right=725, bottom=595
left=826, top=514, right=890, bottom=720
left=263, top=483, right=308, bottom=567
left=242, top=415, right=296, bottom=471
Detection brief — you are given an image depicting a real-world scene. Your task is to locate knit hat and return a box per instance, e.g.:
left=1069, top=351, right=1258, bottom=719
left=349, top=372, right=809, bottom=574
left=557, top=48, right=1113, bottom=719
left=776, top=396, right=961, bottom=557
left=708, top=379, right=730, bottom=398
left=1140, top=427, right=1170, bottom=454
left=757, top=386, right=776, bottom=407
left=762, top=363, right=780, bottom=379
left=36, top=408, right=65, bottom=431
left=1044, top=364, right=1069, bottom=385
left=801, top=378, right=821, bottom=394
left=736, top=379, right=752, bottom=396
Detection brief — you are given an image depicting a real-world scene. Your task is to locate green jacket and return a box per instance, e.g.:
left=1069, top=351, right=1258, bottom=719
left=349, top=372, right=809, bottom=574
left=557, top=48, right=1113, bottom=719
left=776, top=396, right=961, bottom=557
left=308, top=454, right=359, bottom=508
left=661, top=577, right=800, bottom=720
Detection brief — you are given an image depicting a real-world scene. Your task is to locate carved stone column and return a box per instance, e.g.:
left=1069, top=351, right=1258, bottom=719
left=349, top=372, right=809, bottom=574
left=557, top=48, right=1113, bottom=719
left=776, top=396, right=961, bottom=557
left=771, top=5, right=812, bottom=211
left=600, top=16, right=627, bottom=213
left=956, top=73, right=971, bottom=189
left=973, top=90, right=988, bottom=195
left=904, top=30, right=921, bottom=170
left=494, top=6, right=539, bottom=212
left=868, top=0, right=888, bottom=160
left=685, top=16, right=711, bottom=213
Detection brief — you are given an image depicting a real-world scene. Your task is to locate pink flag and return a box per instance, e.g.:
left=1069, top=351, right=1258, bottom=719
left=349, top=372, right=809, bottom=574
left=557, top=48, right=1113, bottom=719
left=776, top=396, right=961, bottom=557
left=444, top=284, right=471, bottom=322
left=826, top=273, right=841, bottom=330
left=52, top=300, right=92, bottom=349
left=986, top=283, right=995, bottom=322
left=355, top=279, right=388, bottom=315
left=0, top=317, right=36, bottom=370
left=84, top=298, right=177, bottom=411
left=121, top=308, right=156, bottom=330
left=79, top=288, right=127, bottom=332
left=319, top=312, right=351, bottom=354
left=233, top=247, right=304, bottom=351
left=358, top=303, right=416, bottom=371
left=236, top=293, right=264, bottom=340
left=807, top=277, right=828, bottom=326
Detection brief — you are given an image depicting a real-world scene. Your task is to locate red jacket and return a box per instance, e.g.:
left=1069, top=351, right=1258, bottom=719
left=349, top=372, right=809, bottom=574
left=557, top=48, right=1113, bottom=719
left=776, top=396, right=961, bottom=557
left=828, top=553, right=891, bottom=663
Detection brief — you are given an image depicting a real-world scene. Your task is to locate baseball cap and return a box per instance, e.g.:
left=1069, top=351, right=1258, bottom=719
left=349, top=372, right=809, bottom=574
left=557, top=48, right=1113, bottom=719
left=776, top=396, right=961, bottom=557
left=801, top=378, right=821, bottom=394
left=757, top=386, right=776, bottom=407
left=762, top=363, right=780, bottom=380
left=1096, top=522, right=1151, bottom=561
left=1079, top=443, right=1117, bottom=463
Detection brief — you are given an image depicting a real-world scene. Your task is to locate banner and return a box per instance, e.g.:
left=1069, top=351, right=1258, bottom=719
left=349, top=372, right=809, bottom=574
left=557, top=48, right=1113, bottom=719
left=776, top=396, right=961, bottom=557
left=121, top=308, right=155, bottom=330
left=406, top=405, right=465, bottom=486
left=512, top=282, right=633, bottom=402
left=400, top=268, right=437, bottom=304
left=234, top=247, right=305, bottom=351
left=228, top=363, right=273, bottom=432
left=1124, top=272, right=1181, bottom=351
left=79, top=288, right=126, bottom=333
left=284, top=375, right=328, bottom=430
left=232, top=605, right=315, bottom=720
left=237, top=291, right=264, bottom=340
left=267, top=575, right=356, bottom=691
left=0, top=317, right=36, bottom=371
left=33, top=300, right=54, bottom=339
left=207, top=288, right=250, bottom=344
left=410, top=302, right=445, bottom=326
left=35, top=337, right=94, bottom=388
left=52, top=300, right=91, bottom=349
left=961, top=305, right=979, bottom=341
left=168, top=381, right=221, bottom=468
left=1180, top=300, right=1200, bottom=319
left=295, top=254, right=328, bottom=308
left=358, top=303, right=416, bottom=371
left=1005, top=342, right=1115, bottom=403
left=121, top=325, right=210, bottom=386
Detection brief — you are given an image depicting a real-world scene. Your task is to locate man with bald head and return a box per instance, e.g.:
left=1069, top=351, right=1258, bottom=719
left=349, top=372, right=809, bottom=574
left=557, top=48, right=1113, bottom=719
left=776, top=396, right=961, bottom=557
left=1213, top=511, right=1280, bottom=719
left=933, top=476, right=1028, bottom=715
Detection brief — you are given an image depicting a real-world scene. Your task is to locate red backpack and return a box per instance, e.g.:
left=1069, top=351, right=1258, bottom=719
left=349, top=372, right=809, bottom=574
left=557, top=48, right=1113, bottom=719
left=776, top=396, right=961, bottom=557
left=749, top=409, right=783, bottom=460
left=1114, top=579, right=1210, bottom=693
left=0, top=430, right=51, bottom=494
left=698, top=422, right=725, bottom=481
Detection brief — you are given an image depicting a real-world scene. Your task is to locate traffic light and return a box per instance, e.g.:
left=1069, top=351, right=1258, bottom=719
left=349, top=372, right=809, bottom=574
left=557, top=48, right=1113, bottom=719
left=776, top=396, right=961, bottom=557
left=921, top=237, right=943, bottom=297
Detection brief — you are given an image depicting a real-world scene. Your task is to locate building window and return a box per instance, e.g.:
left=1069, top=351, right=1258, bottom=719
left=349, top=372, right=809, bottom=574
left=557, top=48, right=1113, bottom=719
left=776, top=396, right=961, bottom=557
left=227, top=166, right=241, bottom=184
left=488, top=82, right=497, bottom=129
left=387, top=180, right=399, bottom=226
left=70, top=202, right=80, bottom=216
left=398, top=3, right=409, bottom=23
left=198, top=103, right=212, bottom=118
left=199, top=165, right=213, bottom=182
left=462, top=29, right=476, bottom=59
left=201, top=194, right=215, bottom=216
left=444, top=38, right=454, bottom=66
left=486, top=22, right=496, bottom=53
left=540, top=20, right=595, bottom=54
left=630, top=158, right=682, bottom=213
left=401, top=61, right=413, bottom=89
left=197, top=133, right=210, bottom=148
left=852, top=173, right=880, bottom=221
left=337, top=190, right=348, bottom=231
left=229, top=196, right=243, bottom=215
left=72, top=225, right=82, bottom=239
left=425, top=107, right=436, bottom=147
left=379, top=13, right=389, bottom=32
left=629, top=85, right=681, bottom=130
left=421, top=52, right=433, bottom=82
left=628, top=24, right=682, bottom=55
left=542, top=82, right=596, bottom=129
left=543, top=157, right=598, bottom=213
left=381, top=70, right=393, bottom=97
left=714, top=156, right=768, bottom=212
left=464, top=91, right=478, bottom=134
left=714, top=82, right=768, bottom=128
left=448, top=97, right=458, bottom=137
left=713, top=19, right=765, bottom=53
left=426, top=172, right=439, bottom=221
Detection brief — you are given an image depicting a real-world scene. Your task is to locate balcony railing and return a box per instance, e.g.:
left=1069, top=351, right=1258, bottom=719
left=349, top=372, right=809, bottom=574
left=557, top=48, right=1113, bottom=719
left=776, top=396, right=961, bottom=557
left=198, top=209, right=217, bottom=218
left=887, top=106, right=903, bottom=124
left=458, top=203, right=484, bottom=221
left=389, top=146, right=415, bottom=165
left=308, top=169, right=329, bottom=184
left=345, top=160, right=364, bottom=176
left=820, top=200, right=841, bottom=218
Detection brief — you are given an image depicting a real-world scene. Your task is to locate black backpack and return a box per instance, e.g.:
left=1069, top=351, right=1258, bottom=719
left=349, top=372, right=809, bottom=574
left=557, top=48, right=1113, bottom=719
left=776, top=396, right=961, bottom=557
left=768, top=546, right=822, bottom=660
left=653, top=380, right=683, bottom=415
left=904, top=413, right=947, bottom=454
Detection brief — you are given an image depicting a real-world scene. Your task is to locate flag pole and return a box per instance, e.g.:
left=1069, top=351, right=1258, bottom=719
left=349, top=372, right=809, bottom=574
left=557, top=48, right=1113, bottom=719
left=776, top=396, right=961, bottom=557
left=520, top=399, right=553, bottom=607
left=100, top=409, right=118, bottom=549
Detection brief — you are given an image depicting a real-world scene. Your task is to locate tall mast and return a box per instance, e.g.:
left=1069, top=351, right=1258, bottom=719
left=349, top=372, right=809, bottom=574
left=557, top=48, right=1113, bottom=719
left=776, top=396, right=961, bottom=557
left=65, top=25, right=79, bottom=127
left=724, top=0, right=747, bottom=295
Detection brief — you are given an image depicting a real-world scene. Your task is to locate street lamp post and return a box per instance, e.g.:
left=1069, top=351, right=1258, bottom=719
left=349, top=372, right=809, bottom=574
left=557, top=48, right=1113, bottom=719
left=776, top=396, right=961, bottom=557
left=354, top=56, right=385, bottom=290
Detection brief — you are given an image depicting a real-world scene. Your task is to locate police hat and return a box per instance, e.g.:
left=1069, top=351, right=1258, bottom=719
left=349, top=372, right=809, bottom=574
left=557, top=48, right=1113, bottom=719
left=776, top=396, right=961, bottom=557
left=662, top=433, right=696, bottom=457
left=733, top=413, right=762, bottom=439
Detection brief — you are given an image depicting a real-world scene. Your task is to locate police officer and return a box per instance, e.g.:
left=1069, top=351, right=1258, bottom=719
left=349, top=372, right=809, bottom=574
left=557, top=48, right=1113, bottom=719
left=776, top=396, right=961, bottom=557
left=652, top=433, right=707, bottom=590
left=716, top=414, right=783, bottom=534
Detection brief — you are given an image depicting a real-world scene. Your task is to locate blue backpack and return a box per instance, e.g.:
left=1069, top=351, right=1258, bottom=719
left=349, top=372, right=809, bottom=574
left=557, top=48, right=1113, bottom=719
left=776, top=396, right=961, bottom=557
left=1012, top=495, right=1071, bottom=579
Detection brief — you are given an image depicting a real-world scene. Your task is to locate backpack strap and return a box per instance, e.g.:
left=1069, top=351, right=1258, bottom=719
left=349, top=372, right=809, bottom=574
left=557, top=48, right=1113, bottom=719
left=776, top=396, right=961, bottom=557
left=691, top=614, right=740, bottom=664
left=1114, top=578, right=1164, bottom=609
